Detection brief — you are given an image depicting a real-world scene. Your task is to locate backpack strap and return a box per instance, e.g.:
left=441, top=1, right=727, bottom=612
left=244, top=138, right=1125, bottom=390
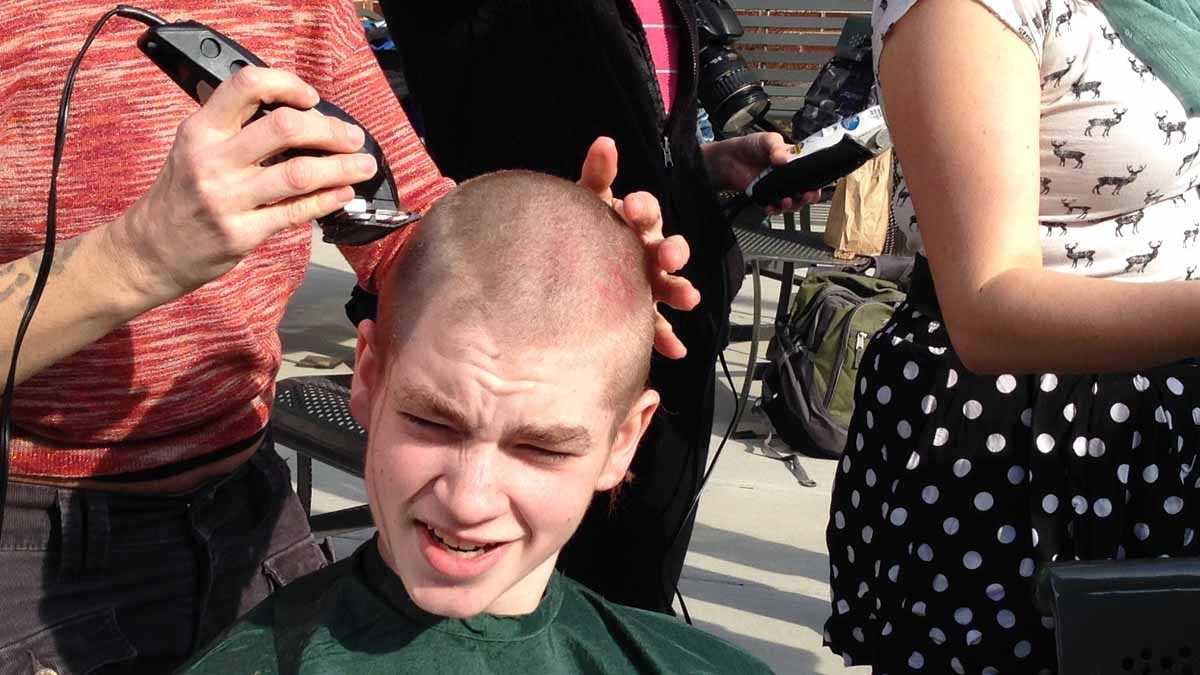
left=864, top=254, right=915, bottom=288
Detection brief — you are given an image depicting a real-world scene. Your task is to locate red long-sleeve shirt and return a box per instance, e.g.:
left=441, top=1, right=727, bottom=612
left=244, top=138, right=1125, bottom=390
left=0, top=0, right=453, bottom=478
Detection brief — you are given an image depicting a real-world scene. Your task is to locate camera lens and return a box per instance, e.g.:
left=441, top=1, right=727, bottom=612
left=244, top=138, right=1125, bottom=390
left=697, top=44, right=771, bottom=136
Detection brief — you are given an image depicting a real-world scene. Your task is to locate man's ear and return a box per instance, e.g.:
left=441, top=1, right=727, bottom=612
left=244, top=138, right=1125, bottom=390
left=351, top=319, right=381, bottom=429
left=595, top=389, right=660, bottom=492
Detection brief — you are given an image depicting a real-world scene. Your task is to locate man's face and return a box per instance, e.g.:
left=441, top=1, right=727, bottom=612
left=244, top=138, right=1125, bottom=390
left=351, top=307, right=656, bottom=618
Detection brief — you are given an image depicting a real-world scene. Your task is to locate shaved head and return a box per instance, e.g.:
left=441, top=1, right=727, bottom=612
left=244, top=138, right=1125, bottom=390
left=376, top=170, right=655, bottom=412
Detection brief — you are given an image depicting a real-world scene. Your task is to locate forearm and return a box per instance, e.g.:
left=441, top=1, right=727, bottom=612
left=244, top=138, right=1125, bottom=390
left=0, top=224, right=150, bottom=387
left=945, top=266, right=1200, bottom=374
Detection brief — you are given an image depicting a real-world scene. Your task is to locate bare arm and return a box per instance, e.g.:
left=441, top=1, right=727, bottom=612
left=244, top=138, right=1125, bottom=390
left=883, top=0, right=1200, bottom=374
left=0, top=227, right=151, bottom=386
left=1, top=66, right=375, bottom=390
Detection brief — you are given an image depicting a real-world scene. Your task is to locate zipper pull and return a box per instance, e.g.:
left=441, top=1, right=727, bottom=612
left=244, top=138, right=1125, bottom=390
left=853, top=332, right=867, bottom=369
left=662, top=135, right=673, bottom=169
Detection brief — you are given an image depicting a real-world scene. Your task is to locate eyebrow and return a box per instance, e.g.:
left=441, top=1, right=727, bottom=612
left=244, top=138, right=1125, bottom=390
left=390, top=384, right=594, bottom=454
left=391, top=384, right=471, bottom=431
left=504, top=422, right=593, bottom=455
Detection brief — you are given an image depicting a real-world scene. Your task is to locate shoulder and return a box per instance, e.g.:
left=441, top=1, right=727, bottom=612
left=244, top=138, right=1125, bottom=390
left=180, top=602, right=280, bottom=673
left=873, top=0, right=1053, bottom=72
left=180, top=556, right=360, bottom=674
left=559, top=578, right=774, bottom=674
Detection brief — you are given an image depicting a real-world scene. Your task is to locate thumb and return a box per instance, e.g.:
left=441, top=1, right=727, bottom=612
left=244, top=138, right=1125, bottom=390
left=579, top=137, right=619, bottom=205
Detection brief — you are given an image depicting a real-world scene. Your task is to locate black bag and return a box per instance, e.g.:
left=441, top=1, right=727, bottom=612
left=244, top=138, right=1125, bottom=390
left=760, top=257, right=911, bottom=458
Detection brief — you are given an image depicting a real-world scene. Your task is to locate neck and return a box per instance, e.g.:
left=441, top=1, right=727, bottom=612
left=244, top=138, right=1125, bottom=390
left=486, top=553, right=560, bottom=616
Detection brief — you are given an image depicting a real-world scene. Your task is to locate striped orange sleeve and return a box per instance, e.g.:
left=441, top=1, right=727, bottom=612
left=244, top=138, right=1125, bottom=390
left=321, top=0, right=455, bottom=293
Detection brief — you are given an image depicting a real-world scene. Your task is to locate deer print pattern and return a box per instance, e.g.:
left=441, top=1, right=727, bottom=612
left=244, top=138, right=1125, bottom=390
left=1070, top=78, right=1102, bottom=100
left=1100, top=24, right=1119, bottom=47
left=1092, top=164, right=1145, bottom=195
left=874, top=0, right=1200, bottom=283
left=1179, top=144, right=1200, bottom=176
left=1129, top=57, right=1153, bottom=80
left=1054, top=2, right=1072, bottom=34
left=1051, top=140, right=1086, bottom=168
left=1042, top=56, right=1075, bottom=89
left=1064, top=242, right=1095, bottom=267
left=1124, top=240, right=1162, bottom=272
left=1061, top=198, right=1091, bottom=217
left=1083, top=107, right=1126, bottom=137
left=1043, top=220, right=1068, bottom=236
left=1156, top=112, right=1188, bottom=145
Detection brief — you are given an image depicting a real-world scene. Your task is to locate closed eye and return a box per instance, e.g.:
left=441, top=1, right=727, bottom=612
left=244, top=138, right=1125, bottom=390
left=403, top=413, right=454, bottom=434
left=517, top=444, right=572, bottom=465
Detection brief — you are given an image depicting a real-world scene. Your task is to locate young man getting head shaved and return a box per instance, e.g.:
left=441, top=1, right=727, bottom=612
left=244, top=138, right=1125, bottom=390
left=182, top=171, right=771, bottom=674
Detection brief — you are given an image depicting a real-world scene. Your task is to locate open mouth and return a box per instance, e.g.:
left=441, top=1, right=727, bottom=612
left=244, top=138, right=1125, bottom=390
left=422, top=522, right=501, bottom=558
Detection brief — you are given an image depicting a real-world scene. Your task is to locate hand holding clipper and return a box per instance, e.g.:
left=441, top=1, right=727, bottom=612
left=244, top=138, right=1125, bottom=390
left=137, top=19, right=418, bottom=245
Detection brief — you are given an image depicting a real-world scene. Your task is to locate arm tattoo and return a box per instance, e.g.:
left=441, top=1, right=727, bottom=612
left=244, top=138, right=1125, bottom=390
left=50, top=236, right=82, bottom=273
left=0, top=272, right=31, bottom=303
left=0, top=236, right=84, bottom=306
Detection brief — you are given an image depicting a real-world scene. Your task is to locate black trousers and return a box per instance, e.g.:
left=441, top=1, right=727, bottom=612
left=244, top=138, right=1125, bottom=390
left=0, top=441, right=327, bottom=675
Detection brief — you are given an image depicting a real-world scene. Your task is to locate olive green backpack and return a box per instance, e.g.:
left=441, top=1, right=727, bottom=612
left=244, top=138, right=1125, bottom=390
left=760, top=260, right=910, bottom=458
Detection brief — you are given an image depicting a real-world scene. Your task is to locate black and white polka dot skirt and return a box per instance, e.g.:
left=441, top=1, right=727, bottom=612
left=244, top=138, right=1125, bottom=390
left=823, top=302, right=1200, bottom=674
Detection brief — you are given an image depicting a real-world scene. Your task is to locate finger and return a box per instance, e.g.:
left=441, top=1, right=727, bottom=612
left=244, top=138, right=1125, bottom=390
left=759, top=131, right=786, bottom=150
left=652, top=312, right=688, bottom=360
left=654, top=234, right=690, bottom=273
left=248, top=152, right=376, bottom=208
left=578, top=136, right=618, bottom=205
left=196, top=66, right=321, bottom=133
left=769, top=141, right=795, bottom=167
left=245, top=185, right=355, bottom=237
left=226, top=107, right=366, bottom=166
left=653, top=273, right=701, bottom=311
left=623, top=192, right=664, bottom=239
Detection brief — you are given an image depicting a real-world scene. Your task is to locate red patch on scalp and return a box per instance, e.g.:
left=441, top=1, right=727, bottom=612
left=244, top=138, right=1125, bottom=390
left=595, top=265, right=636, bottom=307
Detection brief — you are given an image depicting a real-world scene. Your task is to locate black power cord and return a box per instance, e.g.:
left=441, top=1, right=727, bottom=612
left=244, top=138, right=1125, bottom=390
left=0, top=5, right=166, bottom=539
left=671, top=349, right=740, bottom=625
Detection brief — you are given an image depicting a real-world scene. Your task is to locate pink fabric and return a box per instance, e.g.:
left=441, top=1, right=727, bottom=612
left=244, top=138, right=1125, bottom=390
left=632, top=0, right=679, bottom=116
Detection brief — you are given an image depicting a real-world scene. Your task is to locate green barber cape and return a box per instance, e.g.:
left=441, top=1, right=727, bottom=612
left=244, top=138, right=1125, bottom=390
left=181, top=539, right=774, bottom=675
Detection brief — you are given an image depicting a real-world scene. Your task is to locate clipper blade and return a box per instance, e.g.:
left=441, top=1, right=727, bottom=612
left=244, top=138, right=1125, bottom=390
left=318, top=206, right=421, bottom=246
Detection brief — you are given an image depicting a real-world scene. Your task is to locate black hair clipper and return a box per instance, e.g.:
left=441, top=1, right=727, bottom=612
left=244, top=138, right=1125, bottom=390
left=136, top=20, right=419, bottom=245
left=745, top=105, right=891, bottom=206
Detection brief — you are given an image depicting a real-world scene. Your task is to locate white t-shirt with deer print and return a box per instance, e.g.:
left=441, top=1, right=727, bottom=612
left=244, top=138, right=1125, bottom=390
left=875, top=0, right=1200, bottom=281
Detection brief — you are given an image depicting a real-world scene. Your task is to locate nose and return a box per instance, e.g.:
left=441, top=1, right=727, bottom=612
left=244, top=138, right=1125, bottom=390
left=433, top=445, right=508, bottom=527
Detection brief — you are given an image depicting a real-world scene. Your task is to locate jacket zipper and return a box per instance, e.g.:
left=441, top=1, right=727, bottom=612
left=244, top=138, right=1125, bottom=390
left=668, top=0, right=699, bottom=171
left=621, top=0, right=697, bottom=172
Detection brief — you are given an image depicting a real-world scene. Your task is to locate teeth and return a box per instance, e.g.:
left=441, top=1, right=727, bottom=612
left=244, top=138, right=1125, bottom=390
left=427, top=525, right=490, bottom=554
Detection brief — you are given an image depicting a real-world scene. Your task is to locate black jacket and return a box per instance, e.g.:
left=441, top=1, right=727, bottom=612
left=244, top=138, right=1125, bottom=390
left=380, top=0, right=740, bottom=612
left=383, top=0, right=740, bottom=374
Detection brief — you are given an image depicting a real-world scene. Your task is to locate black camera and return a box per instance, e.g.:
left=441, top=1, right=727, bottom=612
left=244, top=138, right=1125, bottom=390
left=694, top=0, right=771, bottom=136
left=790, top=16, right=875, bottom=140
